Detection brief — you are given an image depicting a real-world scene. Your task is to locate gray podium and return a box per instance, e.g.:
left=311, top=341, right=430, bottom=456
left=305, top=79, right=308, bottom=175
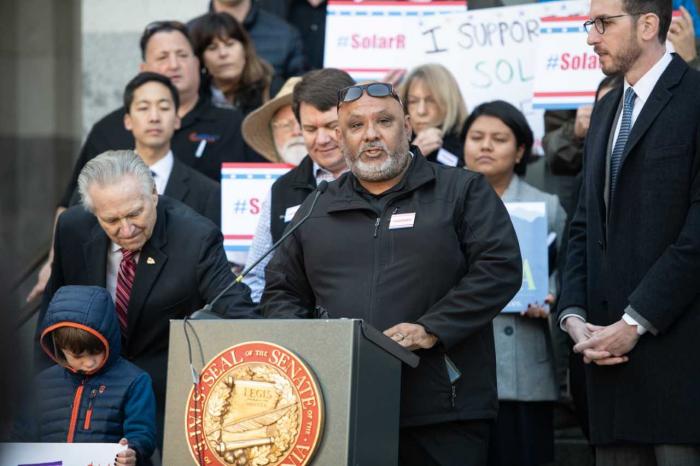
left=163, top=318, right=419, bottom=465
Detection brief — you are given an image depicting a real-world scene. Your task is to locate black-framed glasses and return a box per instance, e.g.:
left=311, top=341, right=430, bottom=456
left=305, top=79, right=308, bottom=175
left=583, top=14, right=638, bottom=34
left=337, top=82, right=401, bottom=109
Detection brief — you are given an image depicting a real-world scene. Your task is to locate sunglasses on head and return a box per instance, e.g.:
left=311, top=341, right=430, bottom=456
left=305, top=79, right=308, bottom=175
left=142, top=20, right=188, bottom=41
left=337, top=82, right=401, bottom=109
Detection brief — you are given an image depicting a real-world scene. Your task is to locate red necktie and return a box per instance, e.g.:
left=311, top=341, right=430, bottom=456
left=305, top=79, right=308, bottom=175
left=115, top=248, right=137, bottom=336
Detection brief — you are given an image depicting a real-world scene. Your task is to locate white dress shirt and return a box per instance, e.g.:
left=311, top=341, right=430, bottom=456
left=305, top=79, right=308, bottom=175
left=148, top=150, right=174, bottom=195
left=106, top=243, right=140, bottom=303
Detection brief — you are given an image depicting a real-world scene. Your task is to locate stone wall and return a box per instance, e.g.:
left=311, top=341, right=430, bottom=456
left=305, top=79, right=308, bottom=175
left=81, top=0, right=208, bottom=134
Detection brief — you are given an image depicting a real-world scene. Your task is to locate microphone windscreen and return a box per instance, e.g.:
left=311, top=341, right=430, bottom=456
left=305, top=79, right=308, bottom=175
left=317, top=180, right=329, bottom=194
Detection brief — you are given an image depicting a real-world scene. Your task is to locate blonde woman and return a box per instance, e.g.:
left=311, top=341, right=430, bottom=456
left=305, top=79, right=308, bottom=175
left=400, top=64, right=468, bottom=167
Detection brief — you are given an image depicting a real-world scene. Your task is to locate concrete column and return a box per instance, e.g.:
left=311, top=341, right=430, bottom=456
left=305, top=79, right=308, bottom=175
left=0, top=0, right=82, bottom=269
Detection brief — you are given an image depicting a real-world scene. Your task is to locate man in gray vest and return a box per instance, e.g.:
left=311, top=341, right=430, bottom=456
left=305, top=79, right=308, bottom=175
left=242, top=68, right=354, bottom=301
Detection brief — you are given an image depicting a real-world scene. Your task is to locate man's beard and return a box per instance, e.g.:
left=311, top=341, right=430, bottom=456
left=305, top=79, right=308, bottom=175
left=279, top=137, right=307, bottom=165
left=343, top=138, right=411, bottom=182
left=598, top=32, right=642, bottom=76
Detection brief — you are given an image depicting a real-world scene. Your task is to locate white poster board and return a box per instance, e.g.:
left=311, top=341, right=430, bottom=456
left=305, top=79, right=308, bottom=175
left=0, top=442, right=126, bottom=466
left=503, top=202, right=549, bottom=312
left=533, top=15, right=604, bottom=110
left=324, top=0, right=589, bottom=152
left=221, top=163, right=293, bottom=264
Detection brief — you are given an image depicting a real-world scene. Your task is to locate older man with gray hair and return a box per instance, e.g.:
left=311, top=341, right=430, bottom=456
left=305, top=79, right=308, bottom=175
left=39, top=150, right=257, bottom=448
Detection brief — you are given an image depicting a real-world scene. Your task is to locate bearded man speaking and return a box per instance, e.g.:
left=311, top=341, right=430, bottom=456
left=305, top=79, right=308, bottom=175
left=261, top=82, right=522, bottom=466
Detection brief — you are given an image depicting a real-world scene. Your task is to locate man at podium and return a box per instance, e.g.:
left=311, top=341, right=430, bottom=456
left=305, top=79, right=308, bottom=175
left=261, top=82, right=522, bottom=466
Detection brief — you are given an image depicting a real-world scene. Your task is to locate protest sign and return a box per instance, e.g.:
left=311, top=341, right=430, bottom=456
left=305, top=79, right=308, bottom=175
left=221, top=163, right=293, bottom=264
left=324, top=0, right=589, bottom=151
left=533, top=10, right=682, bottom=109
left=0, top=442, right=126, bottom=466
left=503, top=202, right=549, bottom=313
left=533, top=15, right=604, bottom=110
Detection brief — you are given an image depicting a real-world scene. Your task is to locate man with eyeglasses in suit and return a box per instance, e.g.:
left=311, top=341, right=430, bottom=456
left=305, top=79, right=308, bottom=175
left=559, top=0, right=700, bottom=463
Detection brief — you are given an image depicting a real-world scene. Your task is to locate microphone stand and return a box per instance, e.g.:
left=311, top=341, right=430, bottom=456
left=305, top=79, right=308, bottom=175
left=189, top=179, right=329, bottom=319
left=181, top=181, right=329, bottom=465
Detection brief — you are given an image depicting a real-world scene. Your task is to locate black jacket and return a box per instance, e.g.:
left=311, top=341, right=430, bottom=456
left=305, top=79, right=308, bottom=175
left=258, top=0, right=327, bottom=70
left=262, top=155, right=522, bottom=426
left=270, top=155, right=316, bottom=243
left=60, top=97, right=264, bottom=207
left=559, top=55, right=700, bottom=444
left=164, top=158, right=221, bottom=227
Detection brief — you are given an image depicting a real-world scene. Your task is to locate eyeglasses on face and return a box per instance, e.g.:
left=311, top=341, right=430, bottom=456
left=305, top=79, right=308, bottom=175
left=270, top=119, right=298, bottom=133
left=583, top=14, right=639, bottom=34
left=337, top=82, right=401, bottom=109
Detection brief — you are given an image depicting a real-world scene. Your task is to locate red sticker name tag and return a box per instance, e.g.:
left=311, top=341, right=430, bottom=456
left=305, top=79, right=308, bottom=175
left=389, top=212, right=416, bottom=230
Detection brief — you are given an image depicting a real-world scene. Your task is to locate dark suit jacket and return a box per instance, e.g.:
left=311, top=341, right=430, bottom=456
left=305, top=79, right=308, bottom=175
left=559, top=55, right=700, bottom=444
left=165, top=158, right=221, bottom=227
left=40, top=196, right=258, bottom=438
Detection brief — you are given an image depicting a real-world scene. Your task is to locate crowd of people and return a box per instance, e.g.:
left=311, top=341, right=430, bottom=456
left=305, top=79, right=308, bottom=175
left=7, top=0, right=700, bottom=465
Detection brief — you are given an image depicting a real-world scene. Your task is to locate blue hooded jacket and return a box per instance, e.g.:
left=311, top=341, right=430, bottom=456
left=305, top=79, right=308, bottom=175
left=32, top=285, right=156, bottom=462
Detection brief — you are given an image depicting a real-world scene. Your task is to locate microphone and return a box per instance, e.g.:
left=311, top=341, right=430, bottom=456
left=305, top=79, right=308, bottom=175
left=190, top=180, right=329, bottom=319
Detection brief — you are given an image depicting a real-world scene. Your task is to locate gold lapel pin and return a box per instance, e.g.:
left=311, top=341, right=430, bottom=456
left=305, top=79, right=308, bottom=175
left=146, top=257, right=156, bottom=265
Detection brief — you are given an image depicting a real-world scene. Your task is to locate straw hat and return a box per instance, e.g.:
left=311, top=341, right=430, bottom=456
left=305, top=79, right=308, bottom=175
left=242, top=77, right=302, bottom=162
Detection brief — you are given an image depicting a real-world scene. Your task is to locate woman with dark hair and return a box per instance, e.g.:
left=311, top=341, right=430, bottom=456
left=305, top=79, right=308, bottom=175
left=463, top=100, right=566, bottom=466
left=190, top=12, right=279, bottom=116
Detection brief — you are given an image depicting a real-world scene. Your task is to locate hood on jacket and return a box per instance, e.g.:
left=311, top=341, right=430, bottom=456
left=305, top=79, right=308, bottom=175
left=39, top=285, right=120, bottom=375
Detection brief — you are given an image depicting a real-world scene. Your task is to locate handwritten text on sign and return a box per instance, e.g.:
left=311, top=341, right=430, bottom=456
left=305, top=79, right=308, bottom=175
left=324, top=0, right=589, bottom=152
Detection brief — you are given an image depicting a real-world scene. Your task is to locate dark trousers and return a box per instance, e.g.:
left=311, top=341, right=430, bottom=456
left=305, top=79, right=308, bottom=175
left=487, top=401, right=554, bottom=466
left=596, top=444, right=700, bottom=466
left=399, top=420, right=490, bottom=466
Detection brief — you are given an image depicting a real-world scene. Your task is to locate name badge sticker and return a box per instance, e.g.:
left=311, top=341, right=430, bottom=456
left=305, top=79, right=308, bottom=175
left=284, top=204, right=301, bottom=223
left=389, top=212, right=416, bottom=230
left=436, top=148, right=459, bottom=167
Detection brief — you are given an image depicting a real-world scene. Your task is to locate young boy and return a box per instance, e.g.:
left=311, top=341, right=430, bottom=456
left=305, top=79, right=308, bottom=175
left=28, top=285, right=156, bottom=465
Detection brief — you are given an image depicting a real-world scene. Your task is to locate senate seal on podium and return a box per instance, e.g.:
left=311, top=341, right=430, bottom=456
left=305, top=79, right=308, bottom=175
left=185, top=341, right=324, bottom=466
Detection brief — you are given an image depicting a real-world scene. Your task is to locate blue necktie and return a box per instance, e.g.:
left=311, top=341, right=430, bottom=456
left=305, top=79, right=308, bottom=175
left=610, top=87, right=636, bottom=196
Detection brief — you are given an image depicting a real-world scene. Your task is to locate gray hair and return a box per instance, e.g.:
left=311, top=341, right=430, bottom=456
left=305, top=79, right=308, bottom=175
left=78, top=150, right=155, bottom=212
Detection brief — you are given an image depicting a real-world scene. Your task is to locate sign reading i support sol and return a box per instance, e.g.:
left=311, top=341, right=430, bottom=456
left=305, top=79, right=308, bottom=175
left=324, top=0, right=589, bottom=152
left=221, top=163, right=293, bottom=264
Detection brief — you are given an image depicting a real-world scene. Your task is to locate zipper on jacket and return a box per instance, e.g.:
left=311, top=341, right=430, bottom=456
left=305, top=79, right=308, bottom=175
left=451, top=385, right=457, bottom=408
left=67, top=378, right=87, bottom=442
left=367, top=215, right=382, bottom=325
left=83, top=388, right=98, bottom=430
